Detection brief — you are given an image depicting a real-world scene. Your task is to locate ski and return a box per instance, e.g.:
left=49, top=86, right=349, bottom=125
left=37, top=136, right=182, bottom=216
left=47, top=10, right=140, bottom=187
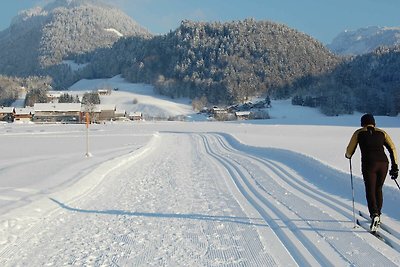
left=358, top=210, right=394, bottom=236
left=356, top=211, right=396, bottom=248
left=356, top=218, right=391, bottom=247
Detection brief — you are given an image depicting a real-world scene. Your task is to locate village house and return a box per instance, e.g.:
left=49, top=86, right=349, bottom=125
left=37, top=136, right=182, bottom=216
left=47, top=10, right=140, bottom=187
left=33, top=103, right=82, bottom=123
left=46, top=91, right=63, bottom=103
left=89, top=104, right=116, bottom=122
left=115, top=109, right=126, bottom=118
left=235, top=111, right=251, bottom=120
left=0, top=107, right=15, bottom=122
left=97, top=89, right=111, bottom=95
left=113, top=109, right=129, bottom=121
left=128, top=112, right=143, bottom=121
left=211, top=106, right=227, bottom=115
left=14, top=107, right=34, bottom=122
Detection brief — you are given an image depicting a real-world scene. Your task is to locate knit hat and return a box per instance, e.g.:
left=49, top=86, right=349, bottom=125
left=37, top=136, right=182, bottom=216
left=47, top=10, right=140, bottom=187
left=361, top=113, right=375, bottom=127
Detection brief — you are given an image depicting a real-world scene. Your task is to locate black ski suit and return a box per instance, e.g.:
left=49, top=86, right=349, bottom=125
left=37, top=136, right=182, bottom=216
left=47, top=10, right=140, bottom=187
left=345, top=124, right=398, bottom=218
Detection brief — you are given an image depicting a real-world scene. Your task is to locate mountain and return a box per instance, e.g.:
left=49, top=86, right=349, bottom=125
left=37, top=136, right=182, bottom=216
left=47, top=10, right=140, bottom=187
left=328, top=26, right=400, bottom=56
left=83, top=19, right=340, bottom=104
left=0, top=0, right=150, bottom=85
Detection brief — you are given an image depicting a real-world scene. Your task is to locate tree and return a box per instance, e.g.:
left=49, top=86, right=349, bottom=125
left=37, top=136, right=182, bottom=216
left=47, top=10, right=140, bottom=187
left=24, top=88, right=48, bottom=107
left=82, top=92, right=100, bottom=106
left=81, top=92, right=100, bottom=120
left=0, top=76, right=20, bottom=106
left=58, top=93, right=78, bottom=103
left=191, top=95, right=208, bottom=111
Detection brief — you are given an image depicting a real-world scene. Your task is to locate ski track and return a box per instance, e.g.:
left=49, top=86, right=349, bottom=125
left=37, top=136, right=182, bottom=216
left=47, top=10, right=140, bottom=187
left=0, top=132, right=399, bottom=266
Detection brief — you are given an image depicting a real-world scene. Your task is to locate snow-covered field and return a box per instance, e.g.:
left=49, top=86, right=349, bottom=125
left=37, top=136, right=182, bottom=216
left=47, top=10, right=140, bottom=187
left=1, top=76, right=399, bottom=266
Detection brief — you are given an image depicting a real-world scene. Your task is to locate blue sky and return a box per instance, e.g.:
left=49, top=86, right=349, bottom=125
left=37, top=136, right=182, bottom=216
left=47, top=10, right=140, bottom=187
left=1, top=0, right=399, bottom=44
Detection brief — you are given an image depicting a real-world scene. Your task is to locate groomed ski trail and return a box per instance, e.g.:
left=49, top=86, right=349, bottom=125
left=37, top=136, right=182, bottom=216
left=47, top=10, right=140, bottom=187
left=198, top=133, right=400, bottom=266
left=0, top=132, right=399, bottom=266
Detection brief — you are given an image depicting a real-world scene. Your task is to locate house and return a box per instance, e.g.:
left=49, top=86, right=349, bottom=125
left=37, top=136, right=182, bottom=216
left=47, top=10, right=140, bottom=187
left=129, top=112, right=143, bottom=121
left=90, top=104, right=116, bottom=122
left=97, top=89, right=111, bottom=95
left=46, top=91, right=63, bottom=103
left=211, top=106, right=227, bottom=115
left=14, top=107, right=34, bottom=122
left=33, top=103, right=82, bottom=123
left=115, top=109, right=126, bottom=118
left=235, top=111, right=251, bottom=120
left=0, top=107, right=15, bottom=122
left=114, top=109, right=129, bottom=121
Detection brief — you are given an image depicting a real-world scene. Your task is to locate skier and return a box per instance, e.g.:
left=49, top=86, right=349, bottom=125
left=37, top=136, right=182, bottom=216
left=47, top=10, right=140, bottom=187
left=345, top=113, right=398, bottom=231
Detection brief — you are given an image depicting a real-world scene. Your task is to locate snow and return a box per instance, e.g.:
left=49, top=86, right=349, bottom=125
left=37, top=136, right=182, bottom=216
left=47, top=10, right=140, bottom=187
left=328, top=26, right=400, bottom=55
left=0, top=75, right=399, bottom=266
left=69, top=75, right=199, bottom=119
left=62, top=60, right=88, bottom=72
left=104, top=28, right=124, bottom=37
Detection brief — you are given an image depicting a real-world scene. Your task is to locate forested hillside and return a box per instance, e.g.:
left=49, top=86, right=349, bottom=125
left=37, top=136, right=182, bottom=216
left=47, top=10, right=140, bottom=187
left=0, top=0, right=150, bottom=87
left=83, top=19, right=340, bottom=104
left=291, top=45, right=400, bottom=115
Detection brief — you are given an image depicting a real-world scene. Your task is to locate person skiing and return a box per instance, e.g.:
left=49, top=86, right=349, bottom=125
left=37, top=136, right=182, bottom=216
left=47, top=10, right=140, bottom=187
left=345, top=113, right=398, bottom=231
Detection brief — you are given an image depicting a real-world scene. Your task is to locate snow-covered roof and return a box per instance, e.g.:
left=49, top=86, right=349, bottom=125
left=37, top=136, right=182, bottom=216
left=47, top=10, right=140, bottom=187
left=115, top=109, right=126, bottom=115
left=14, top=107, right=34, bottom=115
left=34, top=103, right=82, bottom=112
left=46, top=91, right=63, bottom=98
left=0, top=107, right=15, bottom=113
left=93, top=104, right=116, bottom=112
left=235, top=111, right=251, bottom=116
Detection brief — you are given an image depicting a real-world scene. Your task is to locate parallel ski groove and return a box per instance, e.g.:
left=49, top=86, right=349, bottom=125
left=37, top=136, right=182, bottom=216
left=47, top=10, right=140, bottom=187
left=202, top=133, right=399, bottom=266
left=357, top=211, right=400, bottom=252
left=358, top=210, right=400, bottom=239
left=201, top=134, right=342, bottom=266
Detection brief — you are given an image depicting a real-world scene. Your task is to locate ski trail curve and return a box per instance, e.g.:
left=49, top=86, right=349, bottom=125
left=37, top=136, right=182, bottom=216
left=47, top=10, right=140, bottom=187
left=198, top=133, right=400, bottom=266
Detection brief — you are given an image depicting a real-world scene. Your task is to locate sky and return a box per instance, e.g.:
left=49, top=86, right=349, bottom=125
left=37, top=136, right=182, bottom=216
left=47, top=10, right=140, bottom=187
left=0, top=0, right=399, bottom=44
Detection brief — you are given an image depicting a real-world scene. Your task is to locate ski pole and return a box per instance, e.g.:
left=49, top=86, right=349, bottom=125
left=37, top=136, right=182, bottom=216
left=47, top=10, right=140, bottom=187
left=349, top=159, right=356, bottom=228
left=394, top=179, right=400, bottom=190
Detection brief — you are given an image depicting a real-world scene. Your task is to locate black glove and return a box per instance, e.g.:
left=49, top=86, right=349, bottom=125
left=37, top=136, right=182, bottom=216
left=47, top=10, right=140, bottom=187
left=389, top=164, right=399, bottom=179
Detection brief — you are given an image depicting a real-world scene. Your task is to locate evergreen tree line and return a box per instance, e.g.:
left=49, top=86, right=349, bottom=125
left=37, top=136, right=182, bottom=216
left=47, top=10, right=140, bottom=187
left=80, top=19, right=339, bottom=105
left=289, top=45, right=400, bottom=116
left=0, top=73, right=100, bottom=107
left=24, top=90, right=100, bottom=107
left=78, top=19, right=400, bottom=115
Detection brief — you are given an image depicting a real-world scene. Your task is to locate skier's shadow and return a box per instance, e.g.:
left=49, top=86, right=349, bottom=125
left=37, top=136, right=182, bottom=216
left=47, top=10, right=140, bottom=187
left=50, top=198, right=354, bottom=232
left=49, top=197, right=267, bottom=227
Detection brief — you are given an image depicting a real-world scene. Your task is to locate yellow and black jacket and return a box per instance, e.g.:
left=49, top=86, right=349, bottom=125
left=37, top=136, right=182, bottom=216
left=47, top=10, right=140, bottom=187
left=346, top=124, right=398, bottom=167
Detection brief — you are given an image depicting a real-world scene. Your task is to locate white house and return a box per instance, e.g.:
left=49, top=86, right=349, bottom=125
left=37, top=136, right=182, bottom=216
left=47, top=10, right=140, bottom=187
left=14, top=107, right=34, bottom=122
left=33, top=103, right=82, bottom=123
left=0, top=107, right=15, bottom=122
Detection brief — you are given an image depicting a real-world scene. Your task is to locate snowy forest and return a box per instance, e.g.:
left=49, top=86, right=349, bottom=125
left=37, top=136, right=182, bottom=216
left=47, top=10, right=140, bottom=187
left=290, top=46, right=400, bottom=116
left=77, top=19, right=400, bottom=116
left=81, top=19, right=339, bottom=105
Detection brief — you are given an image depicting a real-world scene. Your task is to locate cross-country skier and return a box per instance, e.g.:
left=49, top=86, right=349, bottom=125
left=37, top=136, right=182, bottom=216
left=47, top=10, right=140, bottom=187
left=345, top=113, right=398, bottom=231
